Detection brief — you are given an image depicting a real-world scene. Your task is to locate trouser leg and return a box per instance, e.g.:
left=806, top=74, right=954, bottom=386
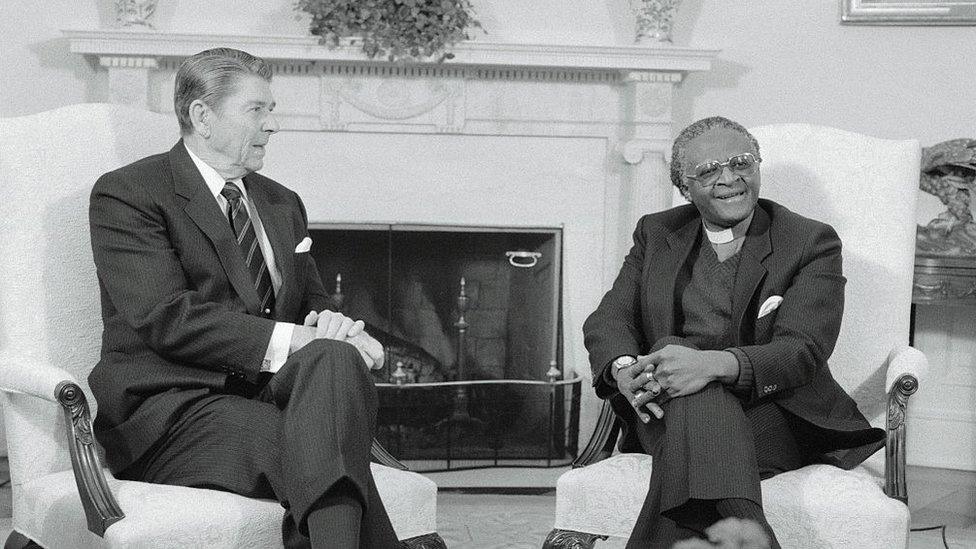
left=625, top=340, right=801, bottom=548
left=118, top=338, right=398, bottom=548
left=264, top=338, right=398, bottom=548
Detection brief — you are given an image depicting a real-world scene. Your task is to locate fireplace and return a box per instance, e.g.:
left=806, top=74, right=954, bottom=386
left=309, top=223, right=578, bottom=469
left=66, top=29, right=718, bottom=470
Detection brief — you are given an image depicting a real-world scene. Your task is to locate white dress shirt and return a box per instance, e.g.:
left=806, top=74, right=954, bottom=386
left=185, top=144, right=294, bottom=373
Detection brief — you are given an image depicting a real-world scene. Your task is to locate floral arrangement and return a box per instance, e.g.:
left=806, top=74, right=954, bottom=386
left=296, top=0, right=482, bottom=62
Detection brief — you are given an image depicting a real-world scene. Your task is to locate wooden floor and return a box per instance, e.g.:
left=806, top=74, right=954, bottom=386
left=0, top=460, right=973, bottom=548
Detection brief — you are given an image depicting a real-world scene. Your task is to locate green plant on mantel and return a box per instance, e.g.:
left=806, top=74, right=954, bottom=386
left=296, top=0, right=482, bottom=62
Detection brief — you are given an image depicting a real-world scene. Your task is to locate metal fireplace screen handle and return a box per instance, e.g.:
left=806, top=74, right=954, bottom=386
left=506, top=251, right=541, bottom=268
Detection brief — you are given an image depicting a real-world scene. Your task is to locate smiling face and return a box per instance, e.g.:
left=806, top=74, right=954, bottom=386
left=196, top=74, right=279, bottom=179
left=679, top=127, right=761, bottom=230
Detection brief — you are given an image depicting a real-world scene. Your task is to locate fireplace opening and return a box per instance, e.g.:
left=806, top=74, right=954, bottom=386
left=308, top=223, right=580, bottom=470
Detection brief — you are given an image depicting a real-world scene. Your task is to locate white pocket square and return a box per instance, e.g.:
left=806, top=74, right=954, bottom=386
left=294, top=237, right=312, bottom=253
left=757, top=295, right=783, bottom=319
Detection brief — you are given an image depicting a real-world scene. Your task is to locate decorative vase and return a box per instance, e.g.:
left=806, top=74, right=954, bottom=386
left=116, top=0, right=158, bottom=28
left=633, top=0, right=681, bottom=44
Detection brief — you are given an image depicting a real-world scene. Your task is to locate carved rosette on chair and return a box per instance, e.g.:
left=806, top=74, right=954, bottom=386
left=56, top=381, right=124, bottom=536
left=400, top=532, right=449, bottom=549
left=542, top=529, right=606, bottom=549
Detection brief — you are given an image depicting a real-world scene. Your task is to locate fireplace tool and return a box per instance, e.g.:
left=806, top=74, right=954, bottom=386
left=436, top=277, right=484, bottom=434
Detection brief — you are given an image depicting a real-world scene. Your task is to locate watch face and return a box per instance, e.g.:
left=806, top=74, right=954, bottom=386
left=615, top=357, right=636, bottom=369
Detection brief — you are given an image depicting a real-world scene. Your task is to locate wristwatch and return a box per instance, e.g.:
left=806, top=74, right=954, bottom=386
left=612, top=355, right=638, bottom=375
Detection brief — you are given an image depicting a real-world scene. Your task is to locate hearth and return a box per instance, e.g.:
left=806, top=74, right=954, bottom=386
left=308, top=223, right=580, bottom=470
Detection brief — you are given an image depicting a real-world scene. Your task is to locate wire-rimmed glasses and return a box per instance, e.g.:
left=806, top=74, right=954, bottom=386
left=684, top=153, right=761, bottom=188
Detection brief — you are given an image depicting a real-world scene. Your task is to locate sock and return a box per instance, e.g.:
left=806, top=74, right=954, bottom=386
left=306, top=490, right=362, bottom=549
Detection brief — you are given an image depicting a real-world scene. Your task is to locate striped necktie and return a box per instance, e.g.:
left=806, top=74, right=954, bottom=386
left=221, top=182, right=275, bottom=318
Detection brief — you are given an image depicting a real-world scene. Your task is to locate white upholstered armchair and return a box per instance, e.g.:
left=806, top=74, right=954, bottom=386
left=0, top=104, right=444, bottom=549
left=545, top=124, right=928, bottom=549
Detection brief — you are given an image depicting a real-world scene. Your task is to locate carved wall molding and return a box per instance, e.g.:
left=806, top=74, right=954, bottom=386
left=99, top=55, right=158, bottom=69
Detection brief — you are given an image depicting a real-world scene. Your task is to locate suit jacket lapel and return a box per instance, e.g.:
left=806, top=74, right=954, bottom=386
left=731, top=206, right=772, bottom=343
left=245, top=175, right=295, bottom=319
left=170, top=141, right=261, bottom=314
left=645, top=217, right=700, bottom=339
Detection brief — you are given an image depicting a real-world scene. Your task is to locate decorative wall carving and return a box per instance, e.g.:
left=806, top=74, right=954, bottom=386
left=916, top=138, right=976, bottom=257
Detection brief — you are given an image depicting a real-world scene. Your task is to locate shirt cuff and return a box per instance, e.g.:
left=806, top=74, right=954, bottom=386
left=262, top=322, right=295, bottom=374
left=725, top=347, right=754, bottom=398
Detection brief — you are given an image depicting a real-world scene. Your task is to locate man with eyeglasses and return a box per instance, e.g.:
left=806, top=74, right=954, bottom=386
left=584, top=116, right=883, bottom=548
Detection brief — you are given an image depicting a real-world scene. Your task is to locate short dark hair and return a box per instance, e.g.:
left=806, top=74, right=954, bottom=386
left=670, top=116, right=761, bottom=189
left=174, top=48, right=273, bottom=135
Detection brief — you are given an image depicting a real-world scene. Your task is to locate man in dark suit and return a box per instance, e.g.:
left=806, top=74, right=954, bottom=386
left=584, top=116, right=884, bottom=548
left=88, top=48, right=397, bottom=548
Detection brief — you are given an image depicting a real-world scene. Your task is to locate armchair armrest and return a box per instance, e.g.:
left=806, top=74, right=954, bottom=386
left=883, top=345, right=927, bottom=503
left=0, top=358, right=124, bottom=537
left=0, top=357, right=81, bottom=401
left=571, top=399, right=620, bottom=468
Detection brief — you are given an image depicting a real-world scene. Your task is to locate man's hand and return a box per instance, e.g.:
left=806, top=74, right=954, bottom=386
left=613, top=357, right=664, bottom=423
left=302, top=310, right=384, bottom=369
left=645, top=345, right=739, bottom=398
left=344, top=332, right=385, bottom=370
left=305, top=310, right=364, bottom=340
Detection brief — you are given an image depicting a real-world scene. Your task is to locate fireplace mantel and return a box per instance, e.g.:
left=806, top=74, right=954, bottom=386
left=65, top=29, right=717, bottom=73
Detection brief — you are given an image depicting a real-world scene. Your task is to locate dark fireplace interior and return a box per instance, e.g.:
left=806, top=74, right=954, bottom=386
left=308, top=224, right=579, bottom=469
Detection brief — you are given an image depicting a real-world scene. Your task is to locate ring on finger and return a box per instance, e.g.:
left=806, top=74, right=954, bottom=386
left=649, top=386, right=660, bottom=396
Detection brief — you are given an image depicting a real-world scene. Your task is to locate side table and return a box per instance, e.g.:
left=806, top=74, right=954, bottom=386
left=911, top=255, right=976, bottom=344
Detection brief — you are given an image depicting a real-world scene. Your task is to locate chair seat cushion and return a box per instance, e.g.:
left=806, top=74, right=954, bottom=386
left=16, top=464, right=437, bottom=549
left=554, top=453, right=908, bottom=548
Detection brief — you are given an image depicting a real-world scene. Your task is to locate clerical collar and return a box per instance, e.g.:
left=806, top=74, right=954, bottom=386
left=703, top=212, right=754, bottom=244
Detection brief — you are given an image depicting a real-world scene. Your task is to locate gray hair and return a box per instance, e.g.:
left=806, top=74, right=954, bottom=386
left=174, top=48, right=273, bottom=135
left=669, top=116, right=761, bottom=189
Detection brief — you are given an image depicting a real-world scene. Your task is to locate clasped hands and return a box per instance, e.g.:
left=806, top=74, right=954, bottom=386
left=298, top=310, right=384, bottom=370
left=613, top=345, right=738, bottom=423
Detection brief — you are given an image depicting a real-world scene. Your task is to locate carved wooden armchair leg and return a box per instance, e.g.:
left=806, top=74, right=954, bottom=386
left=542, top=529, right=607, bottom=549
left=884, top=373, right=919, bottom=503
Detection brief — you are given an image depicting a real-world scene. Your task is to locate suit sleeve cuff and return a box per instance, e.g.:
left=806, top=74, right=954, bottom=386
left=725, top=347, right=754, bottom=398
left=262, top=322, right=295, bottom=374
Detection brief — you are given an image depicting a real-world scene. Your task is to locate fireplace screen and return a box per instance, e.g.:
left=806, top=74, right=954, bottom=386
left=308, top=224, right=579, bottom=470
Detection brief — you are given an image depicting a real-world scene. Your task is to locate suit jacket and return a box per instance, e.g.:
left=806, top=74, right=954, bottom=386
left=88, top=141, right=330, bottom=472
left=584, top=199, right=882, bottom=468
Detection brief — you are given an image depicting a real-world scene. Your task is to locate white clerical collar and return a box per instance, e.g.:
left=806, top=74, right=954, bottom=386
left=184, top=142, right=247, bottom=201
left=703, top=212, right=754, bottom=244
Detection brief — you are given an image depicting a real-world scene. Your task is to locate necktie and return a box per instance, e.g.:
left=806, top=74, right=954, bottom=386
left=221, top=182, right=275, bottom=318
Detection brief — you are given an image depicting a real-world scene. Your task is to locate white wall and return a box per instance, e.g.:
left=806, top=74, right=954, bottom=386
left=671, top=1, right=976, bottom=144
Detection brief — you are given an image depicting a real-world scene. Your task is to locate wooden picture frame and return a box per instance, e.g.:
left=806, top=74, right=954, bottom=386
left=842, top=0, right=976, bottom=24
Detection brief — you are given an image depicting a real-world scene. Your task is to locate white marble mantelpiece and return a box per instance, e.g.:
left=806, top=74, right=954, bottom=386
left=66, top=28, right=719, bottom=444
left=65, top=29, right=717, bottom=72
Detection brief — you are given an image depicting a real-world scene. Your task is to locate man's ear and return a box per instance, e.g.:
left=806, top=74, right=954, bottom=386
left=678, top=183, right=691, bottom=202
left=187, top=100, right=211, bottom=138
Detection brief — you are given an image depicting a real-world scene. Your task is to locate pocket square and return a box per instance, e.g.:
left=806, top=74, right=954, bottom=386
left=757, top=295, right=783, bottom=319
left=294, top=236, right=312, bottom=253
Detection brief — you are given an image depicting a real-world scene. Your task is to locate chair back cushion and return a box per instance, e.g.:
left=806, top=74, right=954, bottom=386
left=0, top=104, right=176, bottom=481
left=747, top=124, right=920, bottom=425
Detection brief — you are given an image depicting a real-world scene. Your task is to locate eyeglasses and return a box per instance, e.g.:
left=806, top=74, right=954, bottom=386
left=684, top=153, right=761, bottom=188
